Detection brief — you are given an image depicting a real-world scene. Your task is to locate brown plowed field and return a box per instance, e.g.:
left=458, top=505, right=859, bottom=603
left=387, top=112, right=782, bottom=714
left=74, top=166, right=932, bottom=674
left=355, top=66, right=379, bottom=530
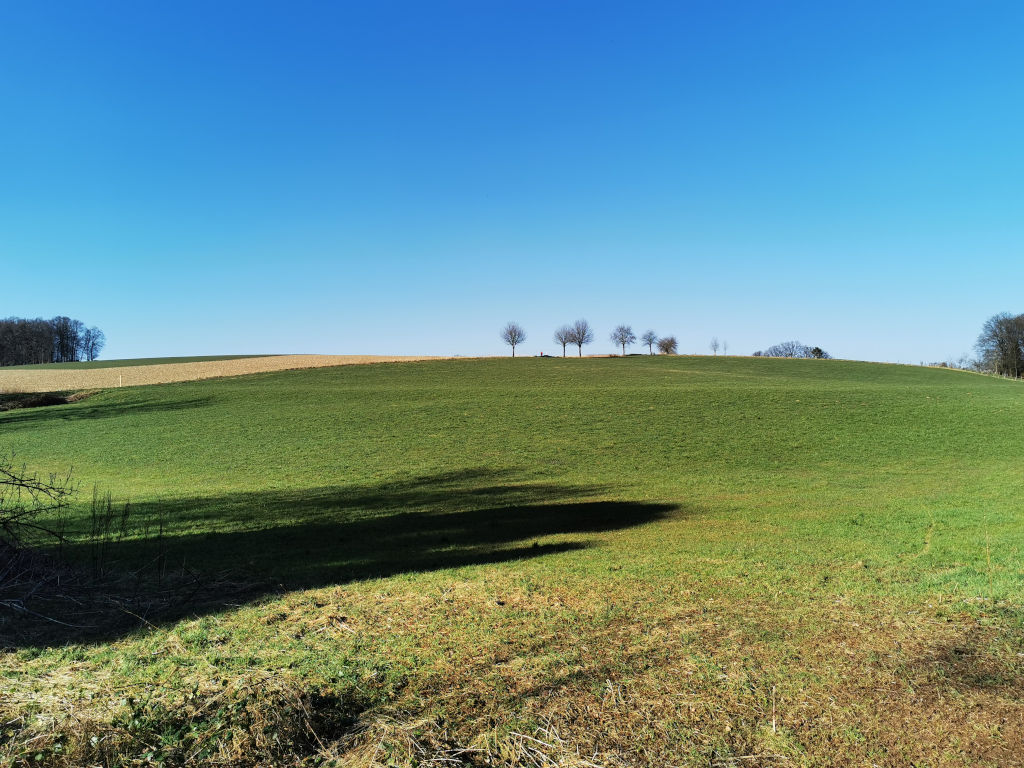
left=0, top=355, right=445, bottom=393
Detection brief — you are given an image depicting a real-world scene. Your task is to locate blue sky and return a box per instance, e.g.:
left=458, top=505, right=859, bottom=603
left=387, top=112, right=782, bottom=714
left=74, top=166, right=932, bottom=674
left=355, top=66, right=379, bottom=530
left=2, top=1, right=1022, bottom=362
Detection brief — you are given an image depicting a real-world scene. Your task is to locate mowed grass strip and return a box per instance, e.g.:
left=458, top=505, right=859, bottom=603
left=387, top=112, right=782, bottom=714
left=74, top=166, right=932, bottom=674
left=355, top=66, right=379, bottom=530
left=2, top=356, right=1023, bottom=766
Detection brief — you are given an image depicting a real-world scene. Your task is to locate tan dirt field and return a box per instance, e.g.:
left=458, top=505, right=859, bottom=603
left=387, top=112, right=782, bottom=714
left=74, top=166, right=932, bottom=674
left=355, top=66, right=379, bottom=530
left=0, top=355, right=446, bottom=393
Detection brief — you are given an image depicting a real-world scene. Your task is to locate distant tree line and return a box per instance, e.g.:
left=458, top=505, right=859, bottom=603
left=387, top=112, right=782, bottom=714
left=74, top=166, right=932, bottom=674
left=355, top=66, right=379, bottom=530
left=0, top=316, right=105, bottom=367
left=753, top=341, right=830, bottom=359
left=501, top=320, right=680, bottom=357
left=499, top=322, right=839, bottom=361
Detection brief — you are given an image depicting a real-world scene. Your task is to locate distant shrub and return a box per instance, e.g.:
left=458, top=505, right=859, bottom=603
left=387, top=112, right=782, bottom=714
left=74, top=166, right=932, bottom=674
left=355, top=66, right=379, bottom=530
left=754, top=341, right=830, bottom=359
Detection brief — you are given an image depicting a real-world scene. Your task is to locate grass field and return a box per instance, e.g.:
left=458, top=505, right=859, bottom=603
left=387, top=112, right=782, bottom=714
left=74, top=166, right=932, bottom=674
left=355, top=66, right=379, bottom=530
left=2, top=356, right=1023, bottom=766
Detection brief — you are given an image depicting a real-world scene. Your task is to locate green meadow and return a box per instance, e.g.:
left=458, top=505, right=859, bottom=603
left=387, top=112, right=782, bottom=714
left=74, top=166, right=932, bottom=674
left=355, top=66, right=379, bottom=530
left=2, top=356, right=1023, bottom=766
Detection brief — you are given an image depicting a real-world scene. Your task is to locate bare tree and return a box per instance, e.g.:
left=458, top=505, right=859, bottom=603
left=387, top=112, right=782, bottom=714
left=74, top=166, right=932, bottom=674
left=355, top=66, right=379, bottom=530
left=640, top=330, right=657, bottom=355
left=553, top=326, right=572, bottom=357
left=710, top=337, right=720, bottom=356
left=722, top=340, right=728, bottom=356
left=976, top=312, right=1024, bottom=377
left=567, top=319, right=593, bottom=357
left=81, top=327, right=106, bottom=362
left=610, top=325, right=636, bottom=356
left=657, top=336, right=678, bottom=355
left=500, top=322, right=527, bottom=357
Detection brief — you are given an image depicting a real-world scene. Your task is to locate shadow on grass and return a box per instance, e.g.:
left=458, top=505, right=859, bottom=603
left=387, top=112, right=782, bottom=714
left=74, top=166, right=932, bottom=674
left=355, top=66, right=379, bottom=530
left=0, top=396, right=213, bottom=428
left=918, top=618, right=1024, bottom=693
left=2, top=468, right=680, bottom=647
left=0, top=392, right=70, bottom=412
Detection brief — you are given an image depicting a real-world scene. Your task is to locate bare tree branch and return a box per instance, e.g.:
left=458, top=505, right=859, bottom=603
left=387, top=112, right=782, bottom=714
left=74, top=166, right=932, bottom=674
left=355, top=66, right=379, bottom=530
left=0, top=457, right=75, bottom=546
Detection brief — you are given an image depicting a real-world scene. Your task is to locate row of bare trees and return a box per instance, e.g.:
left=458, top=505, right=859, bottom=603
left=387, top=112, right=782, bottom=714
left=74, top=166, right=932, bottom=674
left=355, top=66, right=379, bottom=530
left=0, top=316, right=105, bottom=367
left=501, top=320, right=678, bottom=357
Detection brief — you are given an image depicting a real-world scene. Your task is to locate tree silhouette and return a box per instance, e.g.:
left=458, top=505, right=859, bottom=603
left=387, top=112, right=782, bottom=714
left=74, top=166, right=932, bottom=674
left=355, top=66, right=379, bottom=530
left=500, top=322, right=527, bottom=357
left=657, top=336, right=678, bottom=355
left=553, top=326, right=572, bottom=357
left=977, top=313, right=1024, bottom=377
left=610, top=325, right=636, bottom=356
left=567, top=319, right=594, bottom=357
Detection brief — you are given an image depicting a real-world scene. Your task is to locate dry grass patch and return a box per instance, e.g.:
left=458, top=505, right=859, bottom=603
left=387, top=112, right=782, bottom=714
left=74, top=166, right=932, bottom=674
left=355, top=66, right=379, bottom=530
left=0, top=354, right=446, bottom=392
left=4, top=575, right=1023, bottom=767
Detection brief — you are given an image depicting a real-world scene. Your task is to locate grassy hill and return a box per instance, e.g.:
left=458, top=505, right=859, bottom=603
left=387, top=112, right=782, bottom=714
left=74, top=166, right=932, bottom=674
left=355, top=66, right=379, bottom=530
left=2, top=357, right=1022, bottom=766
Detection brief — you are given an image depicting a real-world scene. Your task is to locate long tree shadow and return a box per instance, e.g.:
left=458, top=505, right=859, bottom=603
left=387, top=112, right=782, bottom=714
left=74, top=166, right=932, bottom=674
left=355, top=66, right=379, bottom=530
left=0, top=396, right=213, bottom=429
left=1, top=468, right=682, bottom=648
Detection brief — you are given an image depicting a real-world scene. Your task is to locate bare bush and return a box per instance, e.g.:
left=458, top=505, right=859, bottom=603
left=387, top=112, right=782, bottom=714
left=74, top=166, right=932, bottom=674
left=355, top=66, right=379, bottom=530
left=0, top=458, right=248, bottom=645
left=0, top=456, right=74, bottom=547
left=657, top=336, right=678, bottom=355
left=754, top=341, right=831, bottom=359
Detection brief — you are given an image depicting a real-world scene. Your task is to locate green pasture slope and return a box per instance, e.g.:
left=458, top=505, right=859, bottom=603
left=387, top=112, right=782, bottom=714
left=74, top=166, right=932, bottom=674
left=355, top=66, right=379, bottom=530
left=2, top=356, right=1023, bottom=766
left=7, top=354, right=274, bottom=369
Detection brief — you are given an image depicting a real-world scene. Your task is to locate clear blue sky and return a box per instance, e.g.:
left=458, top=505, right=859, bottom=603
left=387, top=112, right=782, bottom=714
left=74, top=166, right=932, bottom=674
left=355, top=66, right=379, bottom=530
left=3, top=1, right=1022, bottom=362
